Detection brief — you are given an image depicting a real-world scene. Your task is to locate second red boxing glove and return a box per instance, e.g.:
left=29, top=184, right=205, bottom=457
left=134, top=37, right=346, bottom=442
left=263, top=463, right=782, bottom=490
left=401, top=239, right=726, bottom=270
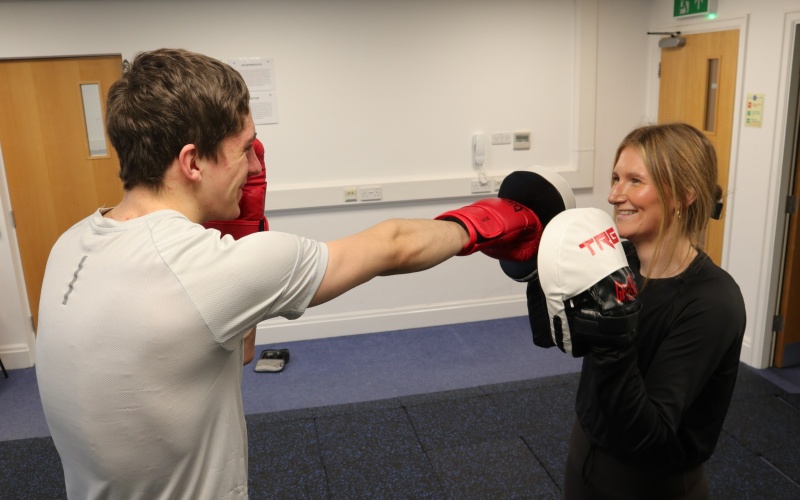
left=435, top=198, right=543, bottom=261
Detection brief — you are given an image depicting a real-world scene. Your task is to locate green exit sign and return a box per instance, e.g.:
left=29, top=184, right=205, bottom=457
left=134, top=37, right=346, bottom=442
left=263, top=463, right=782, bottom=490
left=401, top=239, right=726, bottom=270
left=674, top=0, right=717, bottom=18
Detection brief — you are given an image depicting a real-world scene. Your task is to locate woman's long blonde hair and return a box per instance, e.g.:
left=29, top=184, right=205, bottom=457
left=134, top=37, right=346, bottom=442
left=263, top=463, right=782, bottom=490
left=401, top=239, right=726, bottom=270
left=613, top=123, right=722, bottom=273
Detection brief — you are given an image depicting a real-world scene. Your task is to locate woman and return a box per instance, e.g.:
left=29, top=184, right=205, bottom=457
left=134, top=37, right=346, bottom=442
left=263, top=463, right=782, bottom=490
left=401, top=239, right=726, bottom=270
left=535, top=123, right=747, bottom=499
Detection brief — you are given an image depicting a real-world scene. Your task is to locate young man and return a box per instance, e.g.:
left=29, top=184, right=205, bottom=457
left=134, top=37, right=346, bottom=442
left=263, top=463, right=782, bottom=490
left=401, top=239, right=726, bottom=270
left=35, top=48, right=542, bottom=499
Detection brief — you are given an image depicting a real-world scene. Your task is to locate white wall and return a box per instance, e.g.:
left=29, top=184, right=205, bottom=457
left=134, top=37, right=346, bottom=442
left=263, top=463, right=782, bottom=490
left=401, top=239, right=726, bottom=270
left=648, top=0, right=800, bottom=369
left=0, top=0, right=654, bottom=368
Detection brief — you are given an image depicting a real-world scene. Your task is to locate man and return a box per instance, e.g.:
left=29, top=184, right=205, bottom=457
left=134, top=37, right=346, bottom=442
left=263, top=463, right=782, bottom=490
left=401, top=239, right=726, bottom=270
left=35, top=48, right=541, bottom=499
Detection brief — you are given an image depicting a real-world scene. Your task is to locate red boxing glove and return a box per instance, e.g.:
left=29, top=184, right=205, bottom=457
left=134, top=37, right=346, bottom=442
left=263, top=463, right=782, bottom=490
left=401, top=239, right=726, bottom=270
left=237, top=166, right=267, bottom=223
left=203, top=138, right=269, bottom=239
left=253, top=136, right=265, bottom=165
left=435, top=198, right=543, bottom=261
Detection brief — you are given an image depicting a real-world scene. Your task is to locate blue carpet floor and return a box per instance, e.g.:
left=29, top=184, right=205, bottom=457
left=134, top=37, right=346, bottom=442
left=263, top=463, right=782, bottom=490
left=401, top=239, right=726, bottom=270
left=0, top=316, right=584, bottom=441
left=1, top=316, right=799, bottom=498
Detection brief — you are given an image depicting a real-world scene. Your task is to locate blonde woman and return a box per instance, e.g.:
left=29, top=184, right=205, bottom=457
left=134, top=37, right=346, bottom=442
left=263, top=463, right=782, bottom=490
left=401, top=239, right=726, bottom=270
left=554, top=123, right=746, bottom=499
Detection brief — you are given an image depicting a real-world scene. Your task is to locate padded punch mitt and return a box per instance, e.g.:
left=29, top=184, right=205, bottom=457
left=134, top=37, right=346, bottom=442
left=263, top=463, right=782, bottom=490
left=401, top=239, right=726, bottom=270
left=497, top=167, right=576, bottom=282
left=537, top=208, right=639, bottom=356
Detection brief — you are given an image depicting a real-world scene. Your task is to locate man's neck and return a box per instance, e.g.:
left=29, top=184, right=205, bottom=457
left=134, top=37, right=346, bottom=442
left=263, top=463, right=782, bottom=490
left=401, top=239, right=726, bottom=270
left=104, top=186, right=196, bottom=222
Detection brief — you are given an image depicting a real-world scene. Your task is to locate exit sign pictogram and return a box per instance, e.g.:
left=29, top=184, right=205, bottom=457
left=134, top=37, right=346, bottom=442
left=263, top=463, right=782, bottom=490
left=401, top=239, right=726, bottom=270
left=674, top=0, right=717, bottom=18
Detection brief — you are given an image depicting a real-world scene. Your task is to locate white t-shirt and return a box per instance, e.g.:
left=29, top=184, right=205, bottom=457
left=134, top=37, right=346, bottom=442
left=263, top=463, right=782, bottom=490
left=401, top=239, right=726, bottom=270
left=36, top=209, right=328, bottom=499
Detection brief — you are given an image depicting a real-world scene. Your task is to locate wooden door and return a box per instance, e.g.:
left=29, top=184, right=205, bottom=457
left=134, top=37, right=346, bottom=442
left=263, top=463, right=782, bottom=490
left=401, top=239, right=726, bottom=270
left=0, top=55, right=123, bottom=330
left=658, top=30, right=739, bottom=265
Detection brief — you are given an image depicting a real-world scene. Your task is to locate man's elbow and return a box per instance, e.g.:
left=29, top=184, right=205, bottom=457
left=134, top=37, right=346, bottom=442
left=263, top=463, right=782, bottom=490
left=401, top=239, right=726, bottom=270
left=242, top=327, right=256, bottom=365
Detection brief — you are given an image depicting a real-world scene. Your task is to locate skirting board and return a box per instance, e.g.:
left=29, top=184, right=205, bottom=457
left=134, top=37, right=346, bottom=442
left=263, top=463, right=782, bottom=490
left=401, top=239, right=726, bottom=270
left=0, top=343, right=33, bottom=370
left=254, top=295, right=529, bottom=344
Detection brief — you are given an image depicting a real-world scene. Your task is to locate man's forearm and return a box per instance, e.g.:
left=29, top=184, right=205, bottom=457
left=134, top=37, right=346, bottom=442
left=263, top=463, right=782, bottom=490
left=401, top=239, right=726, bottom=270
left=377, top=219, right=468, bottom=276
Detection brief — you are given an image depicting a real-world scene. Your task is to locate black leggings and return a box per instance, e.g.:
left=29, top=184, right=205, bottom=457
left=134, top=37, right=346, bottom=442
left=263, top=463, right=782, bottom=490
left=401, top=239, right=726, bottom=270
left=564, top=420, right=709, bottom=500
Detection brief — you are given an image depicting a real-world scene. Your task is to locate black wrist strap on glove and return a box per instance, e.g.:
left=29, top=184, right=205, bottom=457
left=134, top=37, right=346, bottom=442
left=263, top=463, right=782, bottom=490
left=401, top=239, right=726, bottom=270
left=438, top=216, right=486, bottom=243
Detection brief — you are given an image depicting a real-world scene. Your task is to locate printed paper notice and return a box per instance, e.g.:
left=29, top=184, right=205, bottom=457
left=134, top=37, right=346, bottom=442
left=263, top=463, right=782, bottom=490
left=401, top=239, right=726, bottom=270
left=230, top=57, right=275, bottom=91
left=230, top=57, right=278, bottom=124
left=745, top=94, right=764, bottom=128
left=250, top=91, right=278, bottom=125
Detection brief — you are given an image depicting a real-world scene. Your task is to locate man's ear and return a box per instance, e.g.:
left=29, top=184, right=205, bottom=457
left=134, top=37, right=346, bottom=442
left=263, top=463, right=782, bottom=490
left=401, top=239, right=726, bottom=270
left=177, top=144, right=202, bottom=182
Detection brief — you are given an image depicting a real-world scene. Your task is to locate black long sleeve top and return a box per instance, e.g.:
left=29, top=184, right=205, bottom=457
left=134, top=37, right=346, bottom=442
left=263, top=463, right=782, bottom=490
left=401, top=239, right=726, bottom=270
left=575, top=243, right=746, bottom=470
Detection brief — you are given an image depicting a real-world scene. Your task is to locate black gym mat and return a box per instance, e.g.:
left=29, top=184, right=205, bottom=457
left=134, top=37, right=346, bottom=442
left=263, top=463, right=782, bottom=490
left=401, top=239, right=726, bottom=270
left=3, top=366, right=797, bottom=499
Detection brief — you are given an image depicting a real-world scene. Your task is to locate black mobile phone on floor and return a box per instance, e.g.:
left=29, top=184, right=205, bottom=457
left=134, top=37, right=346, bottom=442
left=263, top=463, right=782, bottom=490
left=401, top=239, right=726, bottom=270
left=254, top=349, right=289, bottom=373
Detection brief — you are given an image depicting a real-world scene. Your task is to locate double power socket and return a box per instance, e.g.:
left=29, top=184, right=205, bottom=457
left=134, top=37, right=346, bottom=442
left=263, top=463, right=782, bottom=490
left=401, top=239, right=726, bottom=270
left=470, top=177, right=503, bottom=194
left=344, top=186, right=382, bottom=202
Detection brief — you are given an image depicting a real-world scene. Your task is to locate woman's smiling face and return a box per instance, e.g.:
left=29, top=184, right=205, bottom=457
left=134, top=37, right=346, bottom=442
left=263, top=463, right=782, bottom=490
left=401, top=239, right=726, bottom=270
left=608, top=146, right=664, bottom=246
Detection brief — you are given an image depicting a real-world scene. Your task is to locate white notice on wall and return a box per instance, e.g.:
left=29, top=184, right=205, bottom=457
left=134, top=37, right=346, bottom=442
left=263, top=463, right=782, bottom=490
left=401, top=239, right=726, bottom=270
left=230, top=57, right=275, bottom=91
left=230, top=57, right=278, bottom=124
left=250, top=91, right=278, bottom=125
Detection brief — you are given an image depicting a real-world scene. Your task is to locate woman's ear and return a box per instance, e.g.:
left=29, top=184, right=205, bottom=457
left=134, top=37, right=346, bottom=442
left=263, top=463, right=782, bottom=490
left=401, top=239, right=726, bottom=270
left=685, top=188, right=697, bottom=207
left=177, top=144, right=201, bottom=182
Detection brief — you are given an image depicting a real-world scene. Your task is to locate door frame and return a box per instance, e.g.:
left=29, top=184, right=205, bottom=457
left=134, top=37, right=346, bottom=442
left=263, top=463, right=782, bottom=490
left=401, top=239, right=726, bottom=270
left=0, top=143, right=36, bottom=369
left=768, top=12, right=800, bottom=368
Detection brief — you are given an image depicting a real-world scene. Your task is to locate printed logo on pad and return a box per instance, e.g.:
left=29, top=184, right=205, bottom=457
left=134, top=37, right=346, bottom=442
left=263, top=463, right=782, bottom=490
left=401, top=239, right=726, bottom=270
left=614, top=272, right=638, bottom=302
left=578, top=227, right=620, bottom=256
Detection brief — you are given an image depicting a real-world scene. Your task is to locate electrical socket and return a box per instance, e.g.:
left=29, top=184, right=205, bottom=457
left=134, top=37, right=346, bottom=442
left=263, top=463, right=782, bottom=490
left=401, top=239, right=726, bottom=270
left=493, top=177, right=504, bottom=192
left=491, top=132, right=512, bottom=145
left=344, top=186, right=358, bottom=202
left=470, top=179, right=494, bottom=194
left=358, top=186, right=382, bottom=201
